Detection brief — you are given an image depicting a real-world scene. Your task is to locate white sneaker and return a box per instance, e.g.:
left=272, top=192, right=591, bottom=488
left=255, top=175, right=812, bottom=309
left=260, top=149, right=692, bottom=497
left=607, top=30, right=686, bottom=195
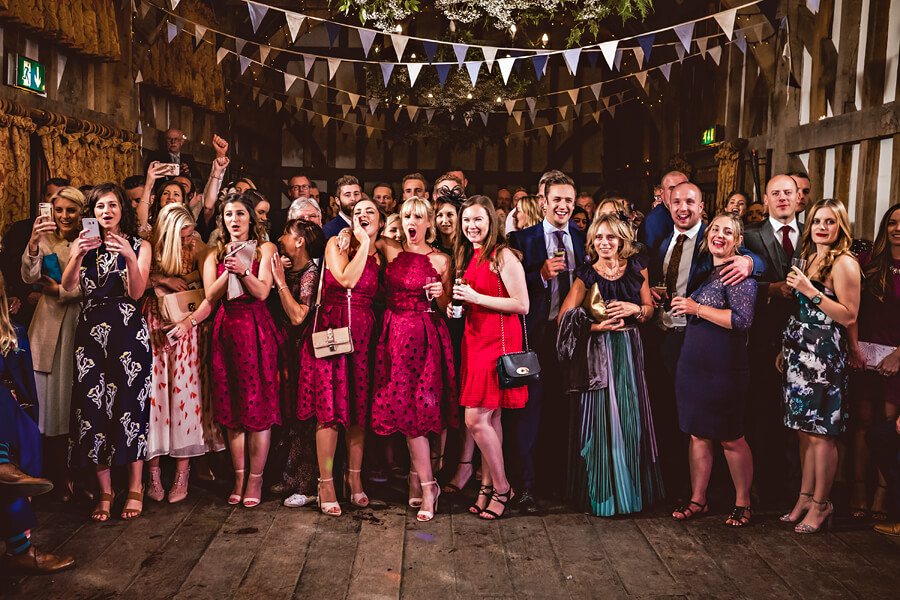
left=283, top=493, right=318, bottom=508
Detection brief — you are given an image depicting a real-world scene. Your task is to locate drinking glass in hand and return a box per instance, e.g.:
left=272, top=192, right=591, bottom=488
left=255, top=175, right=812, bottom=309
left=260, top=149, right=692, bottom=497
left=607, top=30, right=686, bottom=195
left=451, top=276, right=467, bottom=318
left=791, top=257, right=807, bottom=274
left=424, top=276, right=438, bottom=313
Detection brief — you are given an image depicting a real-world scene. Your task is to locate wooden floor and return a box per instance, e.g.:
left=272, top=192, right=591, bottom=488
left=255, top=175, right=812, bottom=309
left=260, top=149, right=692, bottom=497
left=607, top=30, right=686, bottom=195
left=3, top=480, right=900, bottom=600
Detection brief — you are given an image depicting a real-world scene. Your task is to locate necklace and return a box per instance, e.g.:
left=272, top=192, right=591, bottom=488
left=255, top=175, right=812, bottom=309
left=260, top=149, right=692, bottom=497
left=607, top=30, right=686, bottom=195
left=890, top=265, right=900, bottom=276
left=596, top=261, right=623, bottom=279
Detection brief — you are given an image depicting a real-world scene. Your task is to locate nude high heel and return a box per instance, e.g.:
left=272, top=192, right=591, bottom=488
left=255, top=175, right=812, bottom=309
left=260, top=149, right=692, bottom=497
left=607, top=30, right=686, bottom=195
left=343, top=469, right=369, bottom=508
left=318, top=477, right=342, bottom=517
left=417, top=480, right=441, bottom=522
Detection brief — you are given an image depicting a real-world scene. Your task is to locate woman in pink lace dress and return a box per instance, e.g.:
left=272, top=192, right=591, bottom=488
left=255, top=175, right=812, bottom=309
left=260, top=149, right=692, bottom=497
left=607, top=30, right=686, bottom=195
left=296, top=199, right=382, bottom=516
left=371, top=197, right=456, bottom=521
left=203, top=192, right=279, bottom=508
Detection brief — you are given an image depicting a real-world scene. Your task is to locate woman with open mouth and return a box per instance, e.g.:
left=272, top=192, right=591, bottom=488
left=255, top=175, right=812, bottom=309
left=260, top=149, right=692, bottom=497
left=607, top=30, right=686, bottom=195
left=297, top=198, right=382, bottom=516
left=370, top=197, right=456, bottom=522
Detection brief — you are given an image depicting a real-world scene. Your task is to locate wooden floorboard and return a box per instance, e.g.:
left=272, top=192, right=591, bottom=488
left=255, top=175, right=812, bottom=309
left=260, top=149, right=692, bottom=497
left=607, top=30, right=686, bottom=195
left=4, top=487, right=900, bottom=600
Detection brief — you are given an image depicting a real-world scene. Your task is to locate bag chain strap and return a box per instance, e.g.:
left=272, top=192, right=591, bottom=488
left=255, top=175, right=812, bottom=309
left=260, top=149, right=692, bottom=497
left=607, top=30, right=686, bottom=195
left=496, top=271, right=528, bottom=355
left=312, top=262, right=352, bottom=336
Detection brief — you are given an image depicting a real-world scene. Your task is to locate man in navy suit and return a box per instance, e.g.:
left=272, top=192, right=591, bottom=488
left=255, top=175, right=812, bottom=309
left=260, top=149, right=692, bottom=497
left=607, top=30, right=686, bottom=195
left=508, top=171, right=587, bottom=513
left=639, top=170, right=688, bottom=249
left=646, top=182, right=763, bottom=495
left=322, top=175, right=361, bottom=239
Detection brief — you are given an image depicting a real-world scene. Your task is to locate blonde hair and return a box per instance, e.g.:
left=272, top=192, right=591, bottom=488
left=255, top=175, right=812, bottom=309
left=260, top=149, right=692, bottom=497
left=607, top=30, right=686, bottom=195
left=385, top=213, right=405, bottom=243
left=517, top=195, right=543, bottom=228
left=47, top=186, right=85, bottom=242
left=400, top=196, right=436, bottom=244
left=585, top=213, right=636, bottom=262
left=700, top=212, right=745, bottom=255
left=801, top=198, right=855, bottom=282
left=152, top=203, right=197, bottom=277
left=0, top=272, right=18, bottom=355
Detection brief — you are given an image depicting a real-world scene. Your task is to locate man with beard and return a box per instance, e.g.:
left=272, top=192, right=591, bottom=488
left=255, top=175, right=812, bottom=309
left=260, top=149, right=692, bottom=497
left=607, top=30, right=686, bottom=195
left=322, top=175, right=362, bottom=239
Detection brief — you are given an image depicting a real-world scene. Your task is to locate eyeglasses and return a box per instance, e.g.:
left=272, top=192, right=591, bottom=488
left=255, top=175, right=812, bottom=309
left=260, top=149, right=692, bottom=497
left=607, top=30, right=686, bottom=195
left=289, top=184, right=310, bottom=192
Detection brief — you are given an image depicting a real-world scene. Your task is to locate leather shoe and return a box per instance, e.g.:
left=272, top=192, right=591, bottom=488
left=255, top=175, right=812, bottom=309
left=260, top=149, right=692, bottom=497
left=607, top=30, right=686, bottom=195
left=0, top=463, right=54, bottom=499
left=874, top=522, right=900, bottom=537
left=2, top=546, right=75, bottom=574
left=517, top=488, right=539, bottom=515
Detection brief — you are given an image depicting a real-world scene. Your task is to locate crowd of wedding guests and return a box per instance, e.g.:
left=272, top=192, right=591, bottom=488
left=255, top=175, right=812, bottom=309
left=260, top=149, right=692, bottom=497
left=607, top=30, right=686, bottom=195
left=1, top=131, right=899, bottom=574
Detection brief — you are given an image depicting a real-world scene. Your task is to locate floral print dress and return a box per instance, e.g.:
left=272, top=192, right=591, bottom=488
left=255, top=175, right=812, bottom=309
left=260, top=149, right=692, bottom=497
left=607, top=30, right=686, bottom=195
left=782, top=281, right=848, bottom=436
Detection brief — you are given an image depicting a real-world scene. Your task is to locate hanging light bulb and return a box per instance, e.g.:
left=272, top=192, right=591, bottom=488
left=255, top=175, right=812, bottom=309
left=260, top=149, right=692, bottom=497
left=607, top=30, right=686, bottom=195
left=395, top=24, right=403, bottom=34
left=496, top=96, right=502, bottom=102
left=541, top=33, right=549, bottom=46
left=427, top=93, right=434, bottom=98
left=510, top=24, right=517, bottom=37
left=466, top=93, right=473, bottom=99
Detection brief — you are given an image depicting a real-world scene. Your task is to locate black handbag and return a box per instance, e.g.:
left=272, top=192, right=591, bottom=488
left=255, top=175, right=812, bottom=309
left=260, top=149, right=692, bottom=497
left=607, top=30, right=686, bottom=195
left=495, top=273, right=541, bottom=389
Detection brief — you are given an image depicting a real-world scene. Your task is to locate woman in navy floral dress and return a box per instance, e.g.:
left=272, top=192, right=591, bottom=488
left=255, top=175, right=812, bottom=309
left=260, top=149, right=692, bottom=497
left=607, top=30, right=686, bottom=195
left=62, top=184, right=153, bottom=522
left=780, top=199, right=861, bottom=534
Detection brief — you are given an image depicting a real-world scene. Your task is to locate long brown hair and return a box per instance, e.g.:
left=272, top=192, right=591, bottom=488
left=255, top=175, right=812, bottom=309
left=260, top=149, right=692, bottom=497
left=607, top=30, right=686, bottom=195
left=215, top=192, right=267, bottom=261
left=0, top=271, right=18, bottom=355
left=864, top=203, right=900, bottom=302
left=454, top=195, right=518, bottom=273
left=800, top=198, right=855, bottom=282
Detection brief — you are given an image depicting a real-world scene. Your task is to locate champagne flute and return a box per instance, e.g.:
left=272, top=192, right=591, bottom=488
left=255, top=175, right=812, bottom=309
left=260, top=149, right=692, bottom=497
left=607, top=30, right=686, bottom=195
left=424, top=276, right=438, bottom=313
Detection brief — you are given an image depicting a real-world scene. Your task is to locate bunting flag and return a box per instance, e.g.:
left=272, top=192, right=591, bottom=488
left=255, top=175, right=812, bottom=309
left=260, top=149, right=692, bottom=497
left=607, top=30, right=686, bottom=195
left=637, top=33, right=655, bottom=65
left=368, top=98, right=379, bottom=113
left=558, top=105, right=569, bottom=119
left=465, top=61, right=481, bottom=86
left=169, top=0, right=180, bottom=9
left=591, top=111, right=600, bottom=123
left=239, top=55, right=251, bottom=74
left=572, top=104, right=582, bottom=117
left=325, top=22, right=341, bottom=47
left=567, top=89, right=578, bottom=104
left=285, top=12, right=304, bottom=43
left=328, top=57, right=341, bottom=80
left=235, top=39, right=246, bottom=55
left=307, top=80, right=319, bottom=97
left=342, top=104, right=351, bottom=118
left=359, top=29, right=376, bottom=57
left=247, top=2, right=267, bottom=33
left=562, top=48, right=581, bottom=75
left=259, top=45, right=271, bottom=64
left=284, top=72, right=298, bottom=91
left=303, top=54, right=316, bottom=76
left=480, top=112, right=489, bottom=126
left=274, top=99, right=282, bottom=111
left=391, top=34, right=408, bottom=61
left=322, top=115, right=331, bottom=126
left=708, top=45, right=722, bottom=65
left=659, top=62, right=672, bottom=81
left=525, top=97, right=536, bottom=112
left=532, top=54, right=548, bottom=79
left=614, top=49, right=624, bottom=70
left=366, top=125, right=375, bottom=136
left=512, top=111, right=523, bottom=125
left=599, top=40, right=618, bottom=69
left=586, top=50, right=599, bottom=68
left=635, top=70, right=647, bottom=88
left=194, top=25, right=207, bottom=47
left=436, top=63, right=452, bottom=86
left=216, top=47, right=229, bottom=64
left=425, top=108, right=435, bottom=123
left=673, top=22, right=694, bottom=54
left=407, top=105, right=418, bottom=121
left=380, top=62, right=394, bottom=86
left=348, top=92, right=360, bottom=108
left=544, top=124, right=554, bottom=137
left=675, top=41, right=686, bottom=62
left=735, top=30, right=747, bottom=54
left=497, top=57, right=515, bottom=84
left=135, top=69, right=143, bottom=83
left=423, top=41, right=438, bottom=63
left=453, top=44, right=468, bottom=66
left=505, top=99, right=516, bottom=115
left=608, top=103, right=616, bottom=118
left=697, top=37, right=708, bottom=58
left=483, top=46, right=498, bottom=72
left=57, top=53, right=67, bottom=89
left=714, top=8, right=737, bottom=40
left=632, top=46, right=644, bottom=68
left=590, top=82, right=602, bottom=100
left=407, top=62, right=424, bottom=86
left=166, top=22, right=178, bottom=43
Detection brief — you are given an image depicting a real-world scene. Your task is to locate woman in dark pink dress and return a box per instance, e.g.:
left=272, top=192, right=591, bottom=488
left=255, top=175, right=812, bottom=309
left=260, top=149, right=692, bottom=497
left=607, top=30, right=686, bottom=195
left=297, top=199, right=381, bottom=516
left=371, top=197, right=456, bottom=521
left=203, top=192, right=279, bottom=508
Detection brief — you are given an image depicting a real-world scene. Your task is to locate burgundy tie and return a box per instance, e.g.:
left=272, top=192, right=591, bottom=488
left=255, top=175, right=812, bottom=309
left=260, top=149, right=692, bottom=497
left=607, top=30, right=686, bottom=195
left=781, top=225, right=794, bottom=258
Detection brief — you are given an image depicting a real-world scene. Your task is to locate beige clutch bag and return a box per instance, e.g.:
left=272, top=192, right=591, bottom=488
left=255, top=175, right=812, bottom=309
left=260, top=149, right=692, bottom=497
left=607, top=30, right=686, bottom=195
left=581, top=283, right=609, bottom=322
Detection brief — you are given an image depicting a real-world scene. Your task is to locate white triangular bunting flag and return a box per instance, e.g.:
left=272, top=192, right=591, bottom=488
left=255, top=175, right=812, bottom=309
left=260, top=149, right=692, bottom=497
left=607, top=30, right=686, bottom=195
left=307, top=80, right=319, bottom=97
left=512, top=111, right=523, bottom=125
left=137, top=121, right=142, bottom=135
left=216, top=47, right=229, bottom=64
left=632, top=45, right=644, bottom=68
left=464, top=114, right=471, bottom=126
left=567, top=89, right=578, bottom=104
left=381, top=63, right=394, bottom=86
left=391, top=34, right=409, bottom=61
left=558, top=105, right=569, bottom=119
left=135, top=69, right=143, bottom=83
left=248, top=2, right=268, bottom=33
left=480, top=112, right=488, bottom=126
left=348, top=93, right=360, bottom=109
left=714, top=8, right=737, bottom=40
left=426, top=108, right=435, bottom=123
left=328, top=58, right=341, bottom=80
left=169, top=0, right=180, bottom=9
left=57, top=53, right=67, bottom=89
left=194, top=25, right=207, bottom=47
left=239, top=56, right=251, bottom=74
left=482, top=47, right=498, bottom=72
left=709, top=45, right=722, bottom=65
left=259, top=45, right=271, bottom=64
left=659, top=63, right=672, bottom=81
left=635, top=70, right=647, bottom=88
left=465, top=61, right=481, bottom=86
left=166, top=22, right=178, bottom=43
left=285, top=12, right=305, bottom=43
left=369, top=98, right=379, bottom=113
left=673, top=22, right=694, bottom=54
left=453, top=44, right=468, bottom=66
left=697, top=37, right=708, bottom=57
left=598, top=40, right=618, bottom=69
left=591, top=82, right=602, bottom=100
left=529, top=108, right=537, bottom=123
left=235, top=39, right=246, bottom=55
left=359, top=29, right=376, bottom=57
left=526, top=97, right=536, bottom=112
left=407, top=106, right=418, bottom=121
left=505, top=100, right=516, bottom=115
left=284, top=73, right=298, bottom=91
left=675, top=42, right=686, bottom=62
left=407, top=63, right=424, bottom=86
left=562, top=48, right=582, bottom=76
left=498, top=57, right=515, bottom=84
left=303, top=54, right=316, bottom=76
left=342, top=104, right=351, bottom=118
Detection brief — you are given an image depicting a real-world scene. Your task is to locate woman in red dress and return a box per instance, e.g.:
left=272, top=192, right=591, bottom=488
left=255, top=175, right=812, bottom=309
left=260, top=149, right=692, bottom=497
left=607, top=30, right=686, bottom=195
left=451, top=196, right=529, bottom=520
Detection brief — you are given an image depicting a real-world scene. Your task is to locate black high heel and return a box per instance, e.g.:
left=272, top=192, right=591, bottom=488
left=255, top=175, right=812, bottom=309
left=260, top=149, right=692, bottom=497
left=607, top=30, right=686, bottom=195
left=469, top=484, right=492, bottom=515
left=443, top=461, right=473, bottom=494
left=480, top=487, right=514, bottom=520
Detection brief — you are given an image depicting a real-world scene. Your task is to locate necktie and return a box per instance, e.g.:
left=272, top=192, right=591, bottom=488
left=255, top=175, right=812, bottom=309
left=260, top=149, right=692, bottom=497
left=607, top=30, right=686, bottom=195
left=781, top=225, right=794, bottom=258
left=554, top=229, right=571, bottom=312
left=554, top=229, right=569, bottom=269
left=665, top=234, right=688, bottom=298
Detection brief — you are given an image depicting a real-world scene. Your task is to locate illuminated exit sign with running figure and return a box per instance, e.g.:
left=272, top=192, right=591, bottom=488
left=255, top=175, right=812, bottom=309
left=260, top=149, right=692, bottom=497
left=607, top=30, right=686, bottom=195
left=14, top=56, right=46, bottom=95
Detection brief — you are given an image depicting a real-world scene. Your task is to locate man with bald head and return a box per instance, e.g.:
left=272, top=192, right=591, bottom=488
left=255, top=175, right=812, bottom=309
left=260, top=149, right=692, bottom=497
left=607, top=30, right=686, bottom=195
left=145, top=127, right=197, bottom=178
left=743, top=174, right=802, bottom=504
left=640, top=170, right=689, bottom=249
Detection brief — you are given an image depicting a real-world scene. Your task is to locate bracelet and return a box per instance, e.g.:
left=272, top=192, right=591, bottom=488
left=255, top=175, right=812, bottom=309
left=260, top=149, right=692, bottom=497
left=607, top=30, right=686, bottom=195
left=638, top=305, right=644, bottom=320
left=211, top=175, right=222, bottom=181
left=696, top=304, right=703, bottom=318
left=278, top=285, right=288, bottom=292
left=189, top=316, right=198, bottom=328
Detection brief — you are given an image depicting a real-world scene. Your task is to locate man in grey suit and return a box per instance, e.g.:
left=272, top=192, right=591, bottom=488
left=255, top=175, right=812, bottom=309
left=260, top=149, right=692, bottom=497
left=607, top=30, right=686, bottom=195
left=743, top=174, right=802, bottom=506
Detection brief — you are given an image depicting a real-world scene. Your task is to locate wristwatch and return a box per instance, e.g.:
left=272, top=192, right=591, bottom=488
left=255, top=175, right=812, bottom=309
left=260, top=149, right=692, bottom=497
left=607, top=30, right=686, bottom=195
left=811, top=291, right=823, bottom=305
left=238, top=268, right=251, bottom=278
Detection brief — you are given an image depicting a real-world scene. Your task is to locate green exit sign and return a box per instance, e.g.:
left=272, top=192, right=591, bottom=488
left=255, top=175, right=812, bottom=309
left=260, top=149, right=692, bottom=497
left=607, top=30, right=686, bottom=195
left=14, top=56, right=46, bottom=95
left=701, top=125, right=723, bottom=146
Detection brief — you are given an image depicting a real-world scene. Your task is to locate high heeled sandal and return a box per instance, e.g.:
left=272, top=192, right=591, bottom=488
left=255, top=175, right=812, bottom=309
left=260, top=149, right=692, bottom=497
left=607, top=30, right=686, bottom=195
left=469, top=485, right=493, bottom=515
left=146, top=467, right=165, bottom=502
left=430, top=454, right=444, bottom=474
left=228, top=469, right=246, bottom=505
left=168, top=467, right=190, bottom=504
left=243, top=472, right=264, bottom=508
left=344, top=469, right=369, bottom=508
left=780, top=491, right=813, bottom=523
left=91, top=492, right=115, bottom=522
left=672, top=500, right=707, bottom=521
left=726, top=505, right=752, bottom=528
left=849, top=480, right=869, bottom=519
left=417, top=480, right=441, bottom=522
left=794, top=499, right=833, bottom=534
left=480, top=487, right=514, bottom=520
left=408, top=471, right=423, bottom=508
left=318, top=477, right=342, bottom=517
left=442, top=461, right=473, bottom=493
left=121, top=488, right=144, bottom=520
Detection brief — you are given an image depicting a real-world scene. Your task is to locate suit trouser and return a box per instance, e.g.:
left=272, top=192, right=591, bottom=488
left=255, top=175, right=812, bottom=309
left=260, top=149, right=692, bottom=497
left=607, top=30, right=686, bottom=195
left=867, top=422, right=900, bottom=515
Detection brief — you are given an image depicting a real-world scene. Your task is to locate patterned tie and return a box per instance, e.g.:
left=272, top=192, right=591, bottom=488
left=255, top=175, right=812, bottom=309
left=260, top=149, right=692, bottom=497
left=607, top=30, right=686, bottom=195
left=554, top=229, right=571, bottom=311
left=665, top=234, right=688, bottom=298
left=781, top=225, right=794, bottom=258
left=554, top=229, right=569, bottom=269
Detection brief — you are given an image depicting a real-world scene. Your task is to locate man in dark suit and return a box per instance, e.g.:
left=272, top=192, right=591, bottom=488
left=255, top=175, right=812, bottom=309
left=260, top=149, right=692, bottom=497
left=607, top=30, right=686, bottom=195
left=508, top=171, right=587, bottom=513
left=639, top=170, right=688, bottom=249
left=646, top=182, right=763, bottom=496
left=742, top=174, right=801, bottom=504
left=144, top=128, right=198, bottom=179
left=322, top=175, right=361, bottom=239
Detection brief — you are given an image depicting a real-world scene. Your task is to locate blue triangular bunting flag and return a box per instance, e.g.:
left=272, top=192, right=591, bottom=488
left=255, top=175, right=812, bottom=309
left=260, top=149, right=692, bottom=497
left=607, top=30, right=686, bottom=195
left=453, top=44, right=468, bottom=66
left=532, top=54, right=548, bottom=79
left=359, top=29, right=376, bottom=57
left=637, top=33, right=655, bottom=65
left=465, top=61, right=481, bottom=86
left=435, top=63, right=452, bottom=86
left=423, top=41, right=438, bottom=63
left=325, top=22, right=341, bottom=48
left=380, top=62, right=394, bottom=86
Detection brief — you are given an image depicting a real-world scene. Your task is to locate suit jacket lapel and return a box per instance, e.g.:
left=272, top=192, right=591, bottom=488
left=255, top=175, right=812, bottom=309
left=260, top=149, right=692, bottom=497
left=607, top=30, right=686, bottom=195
left=760, top=221, right=787, bottom=280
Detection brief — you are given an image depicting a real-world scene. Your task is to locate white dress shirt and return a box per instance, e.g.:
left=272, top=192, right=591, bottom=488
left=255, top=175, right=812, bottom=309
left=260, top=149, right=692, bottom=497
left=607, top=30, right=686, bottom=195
left=768, top=216, right=799, bottom=253
left=541, top=218, right=575, bottom=321
left=660, top=221, right=702, bottom=329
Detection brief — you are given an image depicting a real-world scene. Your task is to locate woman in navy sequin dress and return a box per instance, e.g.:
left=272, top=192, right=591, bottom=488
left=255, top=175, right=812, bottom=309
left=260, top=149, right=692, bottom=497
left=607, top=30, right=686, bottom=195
left=62, top=184, right=153, bottom=521
left=672, top=213, right=757, bottom=527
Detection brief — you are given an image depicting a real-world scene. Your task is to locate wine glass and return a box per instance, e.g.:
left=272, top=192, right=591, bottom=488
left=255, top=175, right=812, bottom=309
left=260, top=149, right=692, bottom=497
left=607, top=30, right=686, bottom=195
left=424, top=276, right=438, bottom=313
left=791, top=257, right=807, bottom=274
